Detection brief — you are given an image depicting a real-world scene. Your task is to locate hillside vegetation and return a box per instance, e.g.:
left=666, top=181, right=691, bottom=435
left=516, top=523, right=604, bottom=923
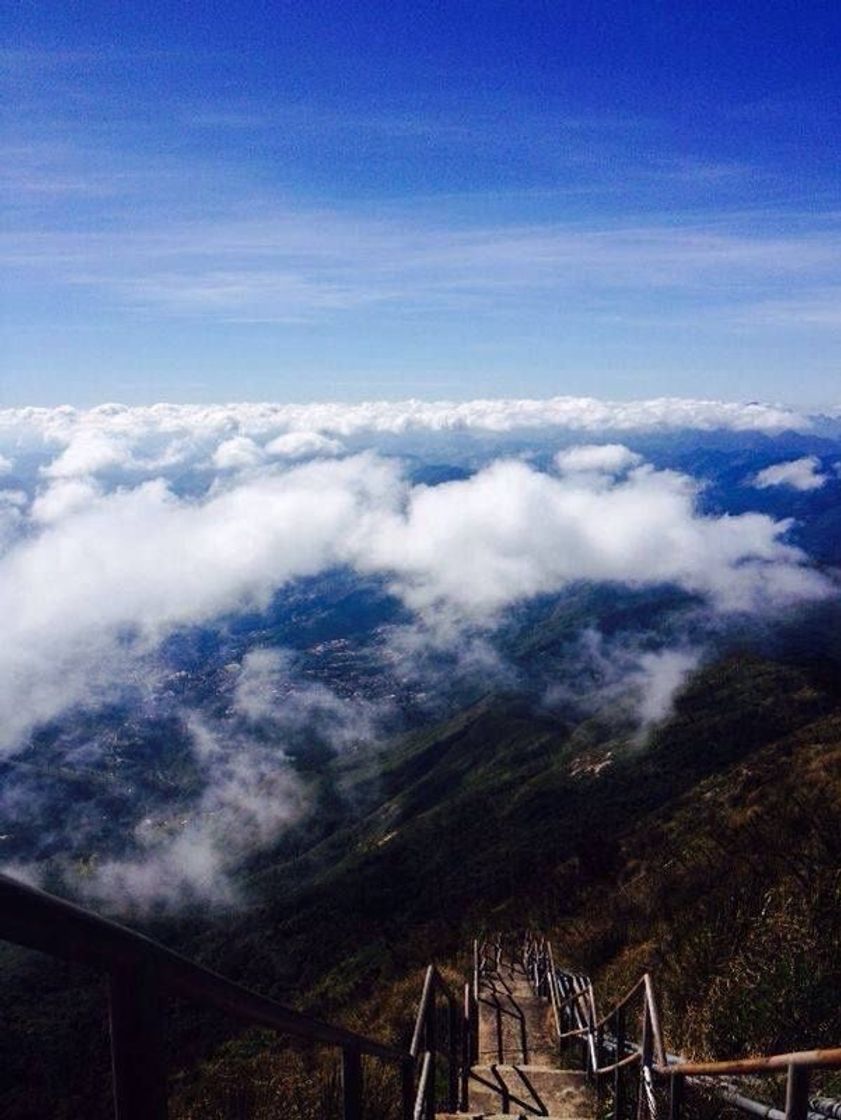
left=2, top=651, right=840, bottom=1119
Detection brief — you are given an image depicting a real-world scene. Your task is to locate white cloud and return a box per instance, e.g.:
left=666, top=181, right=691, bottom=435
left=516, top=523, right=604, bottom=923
left=0, top=412, right=836, bottom=910
left=752, top=456, right=828, bottom=491
left=0, top=397, right=810, bottom=480
left=0, top=453, right=401, bottom=752
left=0, top=489, right=28, bottom=554
left=0, top=453, right=13, bottom=474
left=358, top=459, right=830, bottom=619
left=42, top=429, right=132, bottom=478
left=544, top=628, right=702, bottom=730
left=265, top=430, right=344, bottom=459
left=630, top=647, right=701, bottom=725
left=0, top=435, right=832, bottom=756
left=554, top=443, right=643, bottom=474
left=31, top=478, right=101, bottom=523
left=212, top=434, right=265, bottom=470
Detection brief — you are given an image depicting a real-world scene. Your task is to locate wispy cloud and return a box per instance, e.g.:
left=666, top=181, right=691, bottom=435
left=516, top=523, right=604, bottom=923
left=4, top=41, right=838, bottom=327
left=4, top=40, right=840, bottom=350
left=5, top=208, right=841, bottom=324
left=739, top=288, right=841, bottom=329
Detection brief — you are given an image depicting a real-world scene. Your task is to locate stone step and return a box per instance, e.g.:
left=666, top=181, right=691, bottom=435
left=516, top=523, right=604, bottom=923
left=468, top=1063, right=592, bottom=1117
left=477, top=966, right=558, bottom=1066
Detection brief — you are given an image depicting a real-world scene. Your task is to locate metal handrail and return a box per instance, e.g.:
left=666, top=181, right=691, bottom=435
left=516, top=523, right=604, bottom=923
left=410, top=966, right=438, bottom=1059
left=644, top=973, right=668, bottom=1067
left=409, top=963, right=461, bottom=1119
left=7, top=888, right=838, bottom=1120
left=0, top=872, right=410, bottom=1119
left=413, top=1050, right=433, bottom=1120
left=659, top=1049, right=841, bottom=1078
left=533, top=934, right=840, bottom=1120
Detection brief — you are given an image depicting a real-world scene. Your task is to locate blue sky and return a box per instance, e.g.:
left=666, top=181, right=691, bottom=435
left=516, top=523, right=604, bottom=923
left=2, top=1, right=840, bottom=406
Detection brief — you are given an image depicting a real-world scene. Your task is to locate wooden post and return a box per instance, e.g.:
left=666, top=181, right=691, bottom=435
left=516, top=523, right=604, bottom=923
left=341, top=1046, right=363, bottom=1120
left=614, top=1007, right=626, bottom=1120
left=785, top=1065, right=810, bottom=1120
left=109, top=961, right=168, bottom=1120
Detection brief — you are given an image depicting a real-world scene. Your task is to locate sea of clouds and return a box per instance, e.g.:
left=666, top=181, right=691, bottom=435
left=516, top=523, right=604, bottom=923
left=0, top=395, right=837, bottom=908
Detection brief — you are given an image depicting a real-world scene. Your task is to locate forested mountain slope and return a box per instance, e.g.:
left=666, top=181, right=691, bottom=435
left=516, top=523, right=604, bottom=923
left=2, top=651, right=840, bottom=1119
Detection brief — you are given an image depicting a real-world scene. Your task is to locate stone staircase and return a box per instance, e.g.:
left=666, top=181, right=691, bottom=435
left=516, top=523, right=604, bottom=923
left=438, top=953, right=593, bottom=1118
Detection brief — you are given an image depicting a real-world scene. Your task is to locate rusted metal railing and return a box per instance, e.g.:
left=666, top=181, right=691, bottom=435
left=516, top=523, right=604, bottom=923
left=0, top=871, right=415, bottom=1120
left=5, top=885, right=837, bottom=1120
left=520, top=932, right=841, bottom=1120
left=409, top=963, right=462, bottom=1119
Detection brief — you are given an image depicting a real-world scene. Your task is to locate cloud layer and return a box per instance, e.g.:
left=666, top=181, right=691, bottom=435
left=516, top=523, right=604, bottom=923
left=0, top=422, right=833, bottom=757
left=0, top=396, right=811, bottom=474
left=1, top=406, right=838, bottom=910
left=362, top=457, right=827, bottom=617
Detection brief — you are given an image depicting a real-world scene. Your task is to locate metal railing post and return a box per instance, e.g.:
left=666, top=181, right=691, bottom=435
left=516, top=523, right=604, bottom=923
left=558, top=974, right=570, bottom=1060
left=413, top=1051, right=432, bottom=1120
left=668, top=1073, right=683, bottom=1120
left=425, top=992, right=437, bottom=1120
left=462, top=982, right=472, bottom=1109
left=2, top=872, right=432, bottom=1120
left=580, top=982, right=590, bottom=1072
left=471, top=981, right=479, bottom=1067
left=540, top=954, right=841, bottom=1120
left=547, top=942, right=562, bottom=1051
left=109, top=961, right=168, bottom=1120
left=584, top=980, right=596, bottom=1075
left=638, top=1003, right=654, bottom=1120
left=401, top=1057, right=415, bottom=1120
left=342, top=1046, right=363, bottom=1120
left=784, top=1065, right=810, bottom=1120
left=614, top=1006, right=626, bottom=1120
left=10, top=899, right=841, bottom=1120
left=448, top=993, right=459, bottom=1111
